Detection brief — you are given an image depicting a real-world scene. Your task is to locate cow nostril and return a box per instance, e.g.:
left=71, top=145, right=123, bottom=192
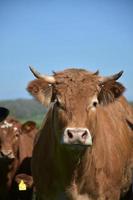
left=81, top=131, right=88, bottom=139
left=67, top=130, right=73, bottom=139
left=1, top=150, right=13, bottom=157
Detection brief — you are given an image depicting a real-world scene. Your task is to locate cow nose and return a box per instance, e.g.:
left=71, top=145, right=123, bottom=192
left=67, top=129, right=88, bottom=139
left=0, top=150, right=15, bottom=159
left=63, top=128, right=92, bottom=146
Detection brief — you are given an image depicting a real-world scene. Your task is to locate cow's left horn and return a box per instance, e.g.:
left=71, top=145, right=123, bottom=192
left=93, top=70, right=99, bottom=75
left=99, top=70, right=124, bottom=83
left=29, top=66, right=56, bottom=83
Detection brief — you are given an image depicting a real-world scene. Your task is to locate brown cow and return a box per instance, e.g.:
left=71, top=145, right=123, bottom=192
left=0, top=117, right=21, bottom=200
left=0, top=119, right=38, bottom=200
left=10, top=120, right=38, bottom=200
left=27, top=67, right=133, bottom=200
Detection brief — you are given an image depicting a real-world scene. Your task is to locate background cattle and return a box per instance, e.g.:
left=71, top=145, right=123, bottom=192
left=0, top=116, right=21, bottom=200
left=28, top=67, right=133, bottom=200
left=0, top=117, right=37, bottom=200
left=11, top=120, right=38, bottom=200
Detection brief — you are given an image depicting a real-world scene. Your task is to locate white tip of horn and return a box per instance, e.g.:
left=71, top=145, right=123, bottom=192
left=29, top=65, right=56, bottom=83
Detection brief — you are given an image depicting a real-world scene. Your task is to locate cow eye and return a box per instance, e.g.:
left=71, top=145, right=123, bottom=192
left=15, top=132, right=19, bottom=139
left=88, top=98, right=99, bottom=111
left=93, top=101, right=98, bottom=107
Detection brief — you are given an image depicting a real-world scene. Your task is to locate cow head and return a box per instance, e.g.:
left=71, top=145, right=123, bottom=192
left=27, top=67, right=125, bottom=147
left=0, top=118, right=21, bottom=159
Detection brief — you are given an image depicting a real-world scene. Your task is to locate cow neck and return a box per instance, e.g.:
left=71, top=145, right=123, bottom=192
left=51, top=101, right=86, bottom=186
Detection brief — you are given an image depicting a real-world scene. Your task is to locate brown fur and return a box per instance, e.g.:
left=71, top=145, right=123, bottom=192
left=27, top=68, right=133, bottom=200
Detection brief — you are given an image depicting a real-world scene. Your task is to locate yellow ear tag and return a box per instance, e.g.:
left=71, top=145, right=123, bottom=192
left=18, top=180, right=27, bottom=191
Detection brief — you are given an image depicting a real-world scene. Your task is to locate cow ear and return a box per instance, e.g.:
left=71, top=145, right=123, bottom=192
left=27, top=79, right=53, bottom=107
left=98, top=81, right=125, bottom=105
left=21, top=121, right=37, bottom=133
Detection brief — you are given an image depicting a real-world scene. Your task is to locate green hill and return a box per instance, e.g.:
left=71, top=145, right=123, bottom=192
left=0, top=99, right=47, bottom=126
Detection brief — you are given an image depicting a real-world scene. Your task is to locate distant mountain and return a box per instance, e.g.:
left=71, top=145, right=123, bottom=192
left=0, top=99, right=47, bottom=125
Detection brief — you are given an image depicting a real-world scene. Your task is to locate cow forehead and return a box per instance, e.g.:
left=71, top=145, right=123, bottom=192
left=54, top=70, right=99, bottom=98
left=54, top=68, right=98, bottom=82
left=0, top=126, right=14, bottom=134
left=0, top=122, right=19, bottom=137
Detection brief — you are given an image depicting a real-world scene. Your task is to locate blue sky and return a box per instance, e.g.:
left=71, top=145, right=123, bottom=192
left=0, top=0, right=133, bottom=100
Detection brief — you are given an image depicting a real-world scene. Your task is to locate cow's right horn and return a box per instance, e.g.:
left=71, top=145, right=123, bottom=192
left=99, top=70, right=124, bottom=83
left=29, top=66, right=56, bottom=84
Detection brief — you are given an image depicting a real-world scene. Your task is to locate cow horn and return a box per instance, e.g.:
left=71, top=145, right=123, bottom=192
left=99, top=70, right=124, bottom=83
left=29, top=66, right=56, bottom=83
left=93, top=70, right=99, bottom=75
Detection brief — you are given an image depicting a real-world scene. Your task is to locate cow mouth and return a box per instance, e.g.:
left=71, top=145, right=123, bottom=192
left=61, top=141, right=92, bottom=152
left=61, top=143, right=92, bottom=154
left=62, top=142, right=91, bottom=147
left=0, top=155, right=15, bottom=161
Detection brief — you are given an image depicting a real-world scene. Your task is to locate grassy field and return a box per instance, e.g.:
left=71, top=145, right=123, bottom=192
left=0, top=98, right=46, bottom=128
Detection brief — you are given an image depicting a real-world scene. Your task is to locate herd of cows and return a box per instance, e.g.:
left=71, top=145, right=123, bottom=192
left=0, top=67, right=133, bottom=200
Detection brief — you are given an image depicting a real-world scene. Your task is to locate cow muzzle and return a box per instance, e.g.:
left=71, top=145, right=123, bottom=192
left=0, top=149, right=15, bottom=159
left=62, top=128, right=92, bottom=146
